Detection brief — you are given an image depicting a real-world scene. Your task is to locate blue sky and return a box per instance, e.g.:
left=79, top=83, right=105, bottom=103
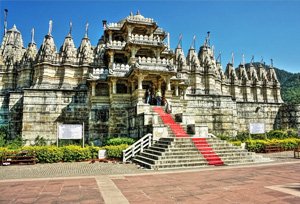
left=0, top=0, right=299, bottom=73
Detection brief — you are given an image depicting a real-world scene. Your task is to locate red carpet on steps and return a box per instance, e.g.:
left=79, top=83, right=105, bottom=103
left=192, top=138, right=224, bottom=166
left=153, top=106, right=224, bottom=166
left=152, top=107, right=189, bottom=137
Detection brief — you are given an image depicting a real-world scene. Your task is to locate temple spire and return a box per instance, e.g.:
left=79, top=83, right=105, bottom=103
left=260, top=56, right=264, bottom=64
left=250, top=55, right=254, bottom=64
left=4, top=9, right=8, bottom=35
left=167, top=32, right=170, bottom=49
left=48, top=20, right=53, bottom=36
left=231, top=52, right=234, bottom=66
left=190, top=35, right=196, bottom=49
left=85, top=22, right=89, bottom=38
left=204, top=31, right=210, bottom=47
left=31, top=28, right=35, bottom=44
left=177, top=33, right=182, bottom=49
left=217, top=52, right=222, bottom=64
left=68, top=21, right=72, bottom=36
left=270, top=58, right=273, bottom=68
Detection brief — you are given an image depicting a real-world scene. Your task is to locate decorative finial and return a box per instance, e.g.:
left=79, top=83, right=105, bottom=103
left=4, top=9, right=8, bottom=35
left=177, top=33, right=183, bottom=49
left=217, top=52, right=222, bottom=64
left=48, top=19, right=53, bottom=35
left=130, top=11, right=133, bottom=16
left=250, top=55, right=254, bottom=64
left=231, top=52, right=234, bottom=66
left=212, top=45, right=215, bottom=58
left=204, top=31, right=210, bottom=47
left=102, top=20, right=107, bottom=30
left=260, top=56, right=264, bottom=64
left=137, top=10, right=140, bottom=15
left=190, top=35, right=196, bottom=49
left=270, top=59, right=273, bottom=68
left=167, top=32, right=170, bottom=50
left=31, top=28, right=35, bottom=44
left=68, top=21, right=72, bottom=36
left=85, top=22, right=89, bottom=37
left=242, top=54, right=245, bottom=67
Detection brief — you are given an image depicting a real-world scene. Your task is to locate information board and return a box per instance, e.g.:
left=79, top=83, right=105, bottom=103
left=58, top=124, right=83, bottom=139
left=249, top=123, right=265, bottom=134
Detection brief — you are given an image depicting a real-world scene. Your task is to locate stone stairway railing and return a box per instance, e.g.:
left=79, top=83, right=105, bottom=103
left=122, top=133, right=152, bottom=162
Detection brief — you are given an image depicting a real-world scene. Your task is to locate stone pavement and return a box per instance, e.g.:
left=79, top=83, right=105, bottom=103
left=0, top=152, right=300, bottom=203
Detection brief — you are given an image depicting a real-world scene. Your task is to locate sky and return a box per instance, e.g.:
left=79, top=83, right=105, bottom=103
left=0, top=0, right=299, bottom=73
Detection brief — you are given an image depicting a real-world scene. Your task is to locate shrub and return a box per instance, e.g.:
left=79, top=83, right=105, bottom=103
left=217, top=134, right=232, bottom=141
left=251, top=134, right=267, bottom=140
left=235, top=131, right=250, bottom=142
left=87, top=146, right=102, bottom=159
left=245, top=138, right=300, bottom=153
left=61, top=145, right=92, bottom=162
left=267, top=130, right=288, bottom=139
left=230, top=141, right=242, bottom=146
left=104, top=144, right=129, bottom=158
left=23, top=146, right=63, bottom=163
left=245, top=139, right=267, bottom=153
left=104, top=137, right=136, bottom=146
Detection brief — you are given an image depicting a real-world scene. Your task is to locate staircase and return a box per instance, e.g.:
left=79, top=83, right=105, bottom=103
left=132, top=106, right=271, bottom=170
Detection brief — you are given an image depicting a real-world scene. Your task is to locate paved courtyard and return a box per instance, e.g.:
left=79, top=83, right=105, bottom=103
left=0, top=152, right=299, bottom=203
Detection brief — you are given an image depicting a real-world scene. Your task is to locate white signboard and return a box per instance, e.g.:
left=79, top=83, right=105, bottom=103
left=199, top=126, right=209, bottom=138
left=249, top=123, right=265, bottom=134
left=58, top=124, right=83, bottom=139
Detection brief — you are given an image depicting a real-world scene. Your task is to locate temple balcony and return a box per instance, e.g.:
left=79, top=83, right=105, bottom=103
left=128, top=34, right=165, bottom=47
left=126, top=15, right=154, bottom=24
left=109, top=63, right=131, bottom=77
left=106, top=23, right=122, bottom=30
left=106, top=40, right=126, bottom=50
left=136, top=57, right=175, bottom=72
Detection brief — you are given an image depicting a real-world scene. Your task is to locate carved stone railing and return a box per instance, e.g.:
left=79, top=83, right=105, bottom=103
left=126, top=16, right=154, bottom=23
left=129, top=34, right=163, bottom=46
left=107, top=23, right=122, bottom=29
left=106, top=40, right=126, bottom=49
left=137, top=57, right=173, bottom=65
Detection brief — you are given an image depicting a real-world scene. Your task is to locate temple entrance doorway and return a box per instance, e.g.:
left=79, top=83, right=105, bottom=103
left=142, top=80, right=166, bottom=106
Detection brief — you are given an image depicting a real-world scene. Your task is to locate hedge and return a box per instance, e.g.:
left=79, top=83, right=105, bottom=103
left=0, top=144, right=128, bottom=163
left=104, top=137, right=136, bottom=146
left=245, top=138, right=300, bottom=153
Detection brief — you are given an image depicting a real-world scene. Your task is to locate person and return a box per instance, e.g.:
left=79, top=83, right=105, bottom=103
left=164, top=98, right=172, bottom=113
left=145, top=88, right=150, bottom=104
left=156, top=90, right=162, bottom=106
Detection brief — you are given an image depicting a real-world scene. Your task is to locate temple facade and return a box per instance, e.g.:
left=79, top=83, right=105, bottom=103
left=0, top=12, right=297, bottom=145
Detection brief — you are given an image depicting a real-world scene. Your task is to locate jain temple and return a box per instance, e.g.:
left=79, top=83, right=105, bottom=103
left=0, top=12, right=299, bottom=145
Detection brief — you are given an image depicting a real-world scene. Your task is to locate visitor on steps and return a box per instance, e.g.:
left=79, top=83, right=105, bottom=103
left=145, top=88, right=150, bottom=104
left=164, top=98, right=172, bottom=114
left=156, top=90, right=162, bottom=106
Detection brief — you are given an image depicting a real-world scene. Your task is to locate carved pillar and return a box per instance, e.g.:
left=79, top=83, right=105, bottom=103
left=108, top=31, right=113, bottom=43
left=131, top=80, right=135, bottom=93
left=129, top=46, right=138, bottom=65
left=91, top=81, right=96, bottom=96
left=166, top=76, right=171, bottom=91
left=175, top=82, right=179, bottom=96
left=137, top=74, right=144, bottom=90
left=155, top=49, right=161, bottom=61
left=111, top=78, right=117, bottom=94
left=127, top=25, right=133, bottom=39
left=108, top=51, right=114, bottom=68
